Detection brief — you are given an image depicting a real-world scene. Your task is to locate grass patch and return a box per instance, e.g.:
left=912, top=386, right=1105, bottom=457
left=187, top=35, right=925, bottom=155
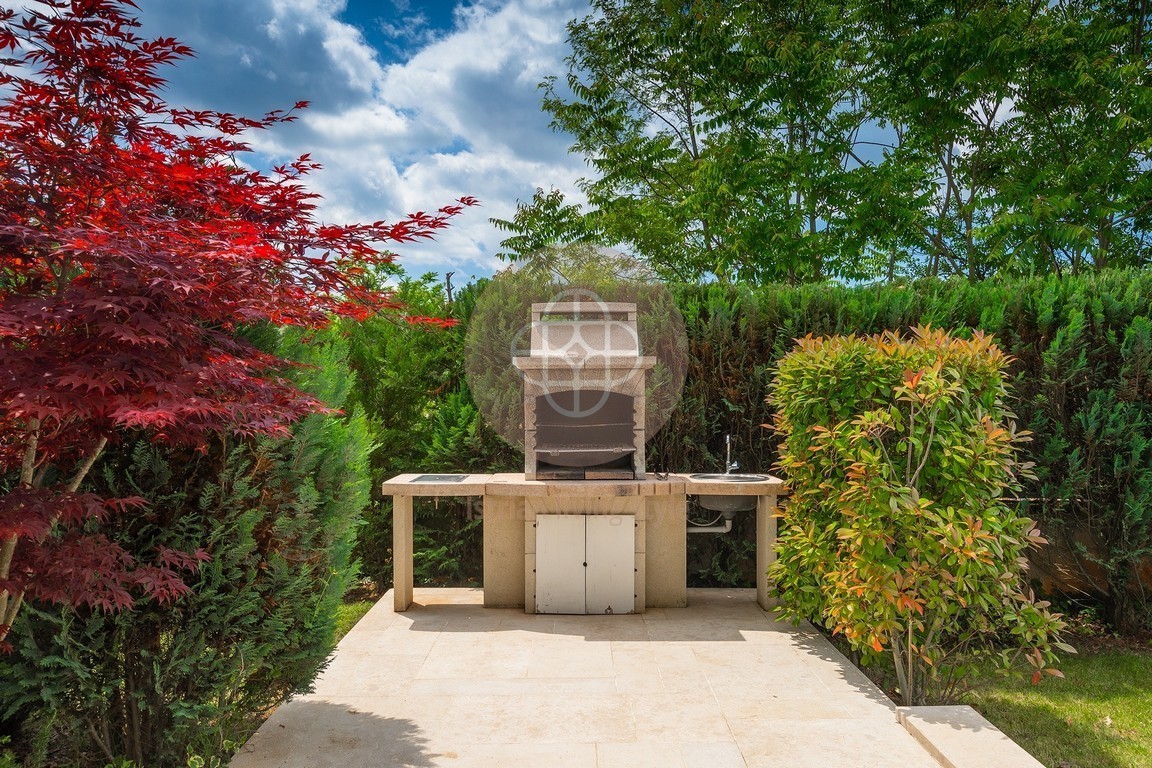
left=818, top=614, right=1152, bottom=768
left=333, top=600, right=374, bottom=643
left=966, top=648, right=1152, bottom=768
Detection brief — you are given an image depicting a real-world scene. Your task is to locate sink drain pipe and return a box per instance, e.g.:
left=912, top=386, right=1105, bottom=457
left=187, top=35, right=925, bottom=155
left=686, top=513, right=734, bottom=534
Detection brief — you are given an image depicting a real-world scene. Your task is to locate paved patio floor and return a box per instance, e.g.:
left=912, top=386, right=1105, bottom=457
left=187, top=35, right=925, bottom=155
left=230, top=588, right=942, bottom=768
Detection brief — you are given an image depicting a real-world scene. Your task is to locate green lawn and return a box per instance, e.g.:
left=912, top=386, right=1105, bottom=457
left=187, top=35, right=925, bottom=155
left=967, top=648, right=1152, bottom=768
left=333, top=600, right=374, bottom=643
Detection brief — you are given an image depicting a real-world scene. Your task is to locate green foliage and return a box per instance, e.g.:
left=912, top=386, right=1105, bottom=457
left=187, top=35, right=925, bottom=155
left=0, top=737, right=17, bottom=768
left=349, top=268, right=1152, bottom=624
left=490, top=187, right=600, bottom=260
left=526, top=0, right=878, bottom=283
left=342, top=273, right=468, bottom=478
left=0, top=329, right=372, bottom=767
left=770, top=328, right=1070, bottom=705
left=648, top=285, right=779, bottom=582
left=1019, top=274, right=1152, bottom=631
left=343, top=273, right=518, bottom=591
left=413, top=514, right=483, bottom=586
left=513, top=1, right=1152, bottom=281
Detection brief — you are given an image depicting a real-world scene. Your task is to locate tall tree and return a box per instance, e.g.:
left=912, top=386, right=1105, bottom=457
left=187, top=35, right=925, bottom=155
left=0, top=0, right=473, bottom=648
left=981, top=0, right=1152, bottom=274
left=855, top=1, right=1031, bottom=279
left=514, top=0, right=1152, bottom=282
left=532, top=0, right=878, bottom=283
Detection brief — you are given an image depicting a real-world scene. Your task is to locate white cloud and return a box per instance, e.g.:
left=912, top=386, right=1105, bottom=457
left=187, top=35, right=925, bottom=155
left=129, top=0, right=591, bottom=281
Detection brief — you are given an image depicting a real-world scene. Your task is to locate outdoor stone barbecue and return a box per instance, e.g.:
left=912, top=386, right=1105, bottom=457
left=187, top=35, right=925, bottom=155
left=384, top=289, right=785, bottom=615
left=513, top=301, right=654, bottom=480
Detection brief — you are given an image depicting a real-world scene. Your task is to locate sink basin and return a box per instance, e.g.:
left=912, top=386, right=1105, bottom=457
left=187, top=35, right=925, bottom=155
left=695, top=494, right=757, bottom=512
left=688, top=473, right=768, bottom=482
left=688, top=474, right=766, bottom=512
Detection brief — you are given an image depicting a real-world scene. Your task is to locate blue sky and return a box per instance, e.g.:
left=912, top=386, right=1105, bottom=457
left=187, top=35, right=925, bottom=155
left=126, top=0, right=593, bottom=284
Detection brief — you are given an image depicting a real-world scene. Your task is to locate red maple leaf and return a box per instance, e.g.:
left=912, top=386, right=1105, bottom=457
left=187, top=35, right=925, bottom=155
left=0, top=0, right=476, bottom=645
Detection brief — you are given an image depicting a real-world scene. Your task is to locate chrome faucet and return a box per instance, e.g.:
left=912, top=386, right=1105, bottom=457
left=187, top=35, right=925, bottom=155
left=725, top=434, right=739, bottom=474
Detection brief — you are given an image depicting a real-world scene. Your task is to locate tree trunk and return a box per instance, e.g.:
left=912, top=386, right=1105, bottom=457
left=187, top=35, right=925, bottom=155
left=1105, top=560, right=1140, bottom=634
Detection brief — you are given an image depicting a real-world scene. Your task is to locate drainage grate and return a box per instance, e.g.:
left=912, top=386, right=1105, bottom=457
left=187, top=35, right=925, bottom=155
left=411, top=474, right=468, bottom=483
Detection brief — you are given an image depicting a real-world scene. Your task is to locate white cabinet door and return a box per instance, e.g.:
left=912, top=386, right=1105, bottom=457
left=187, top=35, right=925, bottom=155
left=585, top=514, right=635, bottom=615
left=535, top=514, right=635, bottom=615
left=535, top=515, right=587, bottom=614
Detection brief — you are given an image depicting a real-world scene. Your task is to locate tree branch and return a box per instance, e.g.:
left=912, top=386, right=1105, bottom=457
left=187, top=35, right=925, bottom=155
left=67, top=436, right=109, bottom=495
left=19, top=417, right=40, bottom=487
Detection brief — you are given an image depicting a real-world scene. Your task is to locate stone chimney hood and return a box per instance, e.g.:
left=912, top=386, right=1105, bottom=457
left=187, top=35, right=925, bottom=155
left=512, top=301, right=655, bottom=480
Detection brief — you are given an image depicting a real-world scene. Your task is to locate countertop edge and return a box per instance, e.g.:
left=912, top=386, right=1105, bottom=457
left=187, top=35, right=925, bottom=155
left=381, top=472, right=786, bottom=497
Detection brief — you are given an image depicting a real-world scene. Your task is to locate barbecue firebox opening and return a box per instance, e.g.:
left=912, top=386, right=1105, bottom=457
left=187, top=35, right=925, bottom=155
left=513, top=301, right=655, bottom=480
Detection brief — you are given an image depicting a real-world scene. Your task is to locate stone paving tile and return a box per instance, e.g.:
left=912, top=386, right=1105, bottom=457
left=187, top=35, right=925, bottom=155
left=495, top=613, right=556, bottom=633
left=408, top=676, right=618, bottom=696
left=357, top=623, right=442, bottom=655
left=594, top=741, right=746, bottom=768
left=679, top=741, right=749, bottom=768
left=423, top=693, right=637, bottom=744
left=309, top=652, right=431, bottom=697
left=595, top=742, right=685, bottom=768
left=727, top=715, right=940, bottom=768
left=230, top=589, right=941, bottom=768
left=714, top=692, right=858, bottom=721
left=627, top=692, right=731, bottom=742
left=229, top=698, right=434, bottom=768
left=596, top=741, right=748, bottom=768
left=554, top=615, right=651, bottom=642
left=415, top=642, right=532, bottom=680
left=422, top=743, right=598, bottom=767
left=526, top=637, right=616, bottom=678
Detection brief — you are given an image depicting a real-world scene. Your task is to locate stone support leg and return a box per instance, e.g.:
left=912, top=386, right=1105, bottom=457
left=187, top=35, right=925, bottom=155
left=393, top=495, right=413, bottom=611
left=756, top=494, right=778, bottom=611
left=482, top=496, right=526, bottom=607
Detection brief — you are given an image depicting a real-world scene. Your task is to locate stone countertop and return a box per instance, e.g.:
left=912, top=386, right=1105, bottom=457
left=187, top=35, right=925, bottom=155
left=676, top=473, right=786, bottom=495
left=484, top=473, right=686, bottom=497
left=382, top=472, right=786, bottom=497
left=381, top=473, right=493, bottom=496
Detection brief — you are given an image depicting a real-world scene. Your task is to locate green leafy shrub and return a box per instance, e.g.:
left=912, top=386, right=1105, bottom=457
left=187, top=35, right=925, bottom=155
left=0, top=329, right=371, bottom=767
left=351, top=269, right=1152, bottom=623
left=770, top=327, right=1071, bottom=705
left=343, top=274, right=519, bottom=591
left=0, top=737, right=17, bottom=768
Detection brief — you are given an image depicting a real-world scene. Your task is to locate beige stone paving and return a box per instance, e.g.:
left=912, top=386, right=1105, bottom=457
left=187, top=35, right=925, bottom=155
left=229, top=588, right=941, bottom=768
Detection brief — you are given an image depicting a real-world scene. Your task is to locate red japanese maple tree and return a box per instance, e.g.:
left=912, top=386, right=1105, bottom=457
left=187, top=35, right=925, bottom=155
left=0, top=0, right=474, bottom=647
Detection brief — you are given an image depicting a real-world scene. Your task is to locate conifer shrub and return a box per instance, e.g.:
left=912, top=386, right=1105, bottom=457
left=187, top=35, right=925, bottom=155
left=0, top=330, right=371, bottom=767
left=650, top=272, right=1152, bottom=628
left=769, top=327, right=1071, bottom=705
left=348, top=269, right=1152, bottom=628
left=343, top=275, right=519, bottom=591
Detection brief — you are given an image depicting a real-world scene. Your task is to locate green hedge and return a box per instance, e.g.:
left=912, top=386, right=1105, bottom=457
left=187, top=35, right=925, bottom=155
left=655, top=271, right=1152, bottom=631
left=353, top=269, right=1152, bottom=632
left=0, top=328, right=373, bottom=767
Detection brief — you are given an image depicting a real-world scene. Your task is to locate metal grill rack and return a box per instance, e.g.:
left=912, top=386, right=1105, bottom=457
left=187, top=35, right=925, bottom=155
left=512, top=302, right=655, bottom=480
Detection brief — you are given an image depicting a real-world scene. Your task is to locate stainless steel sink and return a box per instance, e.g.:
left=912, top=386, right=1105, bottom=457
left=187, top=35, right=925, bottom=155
left=688, top=473, right=767, bottom=511
left=688, top=473, right=768, bottom=482
left=696, top=495, right=757, bottom=512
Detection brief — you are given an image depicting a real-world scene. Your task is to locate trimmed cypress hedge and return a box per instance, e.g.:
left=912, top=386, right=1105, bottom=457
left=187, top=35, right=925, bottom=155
left=354, top=269, right=1152, bottom=632
left=651, top=270, right=1152, bottom=631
